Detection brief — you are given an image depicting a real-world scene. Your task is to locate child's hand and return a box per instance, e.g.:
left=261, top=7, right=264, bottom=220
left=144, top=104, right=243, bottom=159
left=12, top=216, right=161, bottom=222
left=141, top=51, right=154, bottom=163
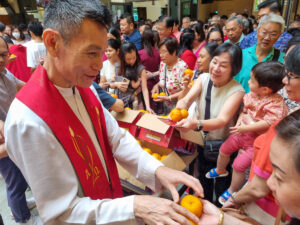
left=230, top=125, right=247, bottom=135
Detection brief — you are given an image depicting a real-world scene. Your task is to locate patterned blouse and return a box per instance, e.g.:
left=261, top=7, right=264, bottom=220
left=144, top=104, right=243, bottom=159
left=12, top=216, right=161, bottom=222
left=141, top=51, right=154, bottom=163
left=241, top=92, right=288, bottom=125
left=158, top=59, right=188, bottom=95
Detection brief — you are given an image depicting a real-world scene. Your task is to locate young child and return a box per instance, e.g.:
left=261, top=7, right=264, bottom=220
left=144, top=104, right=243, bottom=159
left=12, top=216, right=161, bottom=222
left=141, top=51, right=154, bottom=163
left=205, top=61, right=288, bottom=205
left=113, top=42, right=145, bottom=109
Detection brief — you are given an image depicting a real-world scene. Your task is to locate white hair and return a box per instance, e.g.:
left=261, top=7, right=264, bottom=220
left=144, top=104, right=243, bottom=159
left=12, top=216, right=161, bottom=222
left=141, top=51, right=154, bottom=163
left=258, top=13, right=285, bottom=32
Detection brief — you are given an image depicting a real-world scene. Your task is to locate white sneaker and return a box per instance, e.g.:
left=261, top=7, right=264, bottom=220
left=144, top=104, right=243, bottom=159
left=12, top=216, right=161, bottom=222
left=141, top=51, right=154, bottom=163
left=26, top=197, right=36, bottom=210
left=19, top=215, right=43, bottom=225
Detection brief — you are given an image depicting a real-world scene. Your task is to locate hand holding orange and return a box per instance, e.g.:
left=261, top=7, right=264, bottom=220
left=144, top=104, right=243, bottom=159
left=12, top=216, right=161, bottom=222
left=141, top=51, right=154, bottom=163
left=184, top=69, right=194, bottom=79
left=180, top=195, right=203, bottom=224
left=170, top=108, right=189, bottom=122
left=152, top=93, right=159, bottom=99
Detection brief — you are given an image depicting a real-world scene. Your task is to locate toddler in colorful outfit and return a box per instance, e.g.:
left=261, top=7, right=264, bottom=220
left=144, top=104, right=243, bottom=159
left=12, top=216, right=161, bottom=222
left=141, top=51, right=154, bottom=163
left=206, top=61, right=288, bottom=205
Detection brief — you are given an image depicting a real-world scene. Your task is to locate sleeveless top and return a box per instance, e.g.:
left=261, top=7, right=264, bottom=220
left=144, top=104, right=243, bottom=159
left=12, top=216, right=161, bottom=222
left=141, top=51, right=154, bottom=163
left=196, top=73, right=244, bottom=140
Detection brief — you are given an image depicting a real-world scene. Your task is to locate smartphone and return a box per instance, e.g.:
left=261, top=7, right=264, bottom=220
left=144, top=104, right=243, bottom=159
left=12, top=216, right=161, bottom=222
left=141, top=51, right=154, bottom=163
left=122, top=78, right=130, bottom=84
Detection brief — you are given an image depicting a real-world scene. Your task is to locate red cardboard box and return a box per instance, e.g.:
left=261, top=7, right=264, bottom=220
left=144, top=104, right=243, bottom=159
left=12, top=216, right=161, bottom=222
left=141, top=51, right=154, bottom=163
left=111, top=109, right=141, bottom=137
left=136, top=114, right=204, bottom=150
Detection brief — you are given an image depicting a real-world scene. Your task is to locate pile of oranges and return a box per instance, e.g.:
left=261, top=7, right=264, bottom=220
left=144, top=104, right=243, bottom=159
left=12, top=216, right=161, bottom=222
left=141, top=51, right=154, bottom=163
left=152, top=92, right=167, bottom=100
left=136, top=139, right=168, bottom=161
left=170, top=108, right=189, bottom=122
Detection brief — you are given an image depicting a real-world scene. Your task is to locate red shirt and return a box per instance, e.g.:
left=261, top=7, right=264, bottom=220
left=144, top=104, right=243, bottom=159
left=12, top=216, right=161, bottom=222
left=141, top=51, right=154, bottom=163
left=180, top=49, right=197, bottom=70
left=6, top=44, right=31, bottom=82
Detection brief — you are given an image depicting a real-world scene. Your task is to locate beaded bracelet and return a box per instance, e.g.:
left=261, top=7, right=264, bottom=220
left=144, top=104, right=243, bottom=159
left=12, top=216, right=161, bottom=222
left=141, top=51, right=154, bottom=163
left=218, top=208, right=224, bottom=225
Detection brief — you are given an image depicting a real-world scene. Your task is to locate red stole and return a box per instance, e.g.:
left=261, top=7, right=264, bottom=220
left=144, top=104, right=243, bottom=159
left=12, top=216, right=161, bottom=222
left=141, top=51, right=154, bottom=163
left=16, top=65, right=123, bottom=200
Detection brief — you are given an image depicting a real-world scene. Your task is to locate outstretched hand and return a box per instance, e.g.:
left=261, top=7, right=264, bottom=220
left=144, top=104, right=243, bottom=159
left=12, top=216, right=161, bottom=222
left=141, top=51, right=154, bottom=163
left=134, top=195, right=201, bottom=225
left=155, top=166, right=204, bottom=203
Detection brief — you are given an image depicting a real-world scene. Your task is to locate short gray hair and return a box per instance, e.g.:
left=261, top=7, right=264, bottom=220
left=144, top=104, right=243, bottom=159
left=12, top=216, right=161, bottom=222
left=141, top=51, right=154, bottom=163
left=44, top=0, right=111, bottom=44
left=258, top=13, right=285, bottom=32
left=226, top=16, right=244, bottom=28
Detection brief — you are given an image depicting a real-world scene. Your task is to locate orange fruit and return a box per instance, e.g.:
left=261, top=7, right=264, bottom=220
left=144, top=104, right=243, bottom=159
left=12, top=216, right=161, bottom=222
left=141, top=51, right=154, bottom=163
left=110, top=93, right=118, bottom=99
left=181, top=109, right=189, bottom=119
left=180, top=195, right=203, bottom=219
left=159, top=92, right=167, bottom=96
left=160, top=155, right=168, bottom=161
left=136, top=139, right=142, bottom=146
left=152, top=93, right=159, bottom=99
left=143, top=147, right=152, bottom=154
left=170, top=108, right=182, bottom=122
left=184, top=69, right=194, bottom=78
left=152, top=153, right=161, bottom=160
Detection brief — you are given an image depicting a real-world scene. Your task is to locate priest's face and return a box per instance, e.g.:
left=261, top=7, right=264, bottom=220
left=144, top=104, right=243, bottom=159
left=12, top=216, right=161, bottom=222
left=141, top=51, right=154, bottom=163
left=47, top=19, right=107, bottom=88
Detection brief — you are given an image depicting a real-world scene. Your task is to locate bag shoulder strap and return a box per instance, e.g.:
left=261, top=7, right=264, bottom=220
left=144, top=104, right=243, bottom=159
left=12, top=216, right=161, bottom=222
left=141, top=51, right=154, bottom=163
left=204, top=79, right=213, bottom=120
left=203, top=79, right=213, bottom=135
left=272, top=49, right=280, bottom=62
left=164, top=65, right=170, bottom=96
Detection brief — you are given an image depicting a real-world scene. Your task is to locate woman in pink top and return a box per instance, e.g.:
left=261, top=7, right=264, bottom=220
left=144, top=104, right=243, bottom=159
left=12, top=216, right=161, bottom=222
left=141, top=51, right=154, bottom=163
left=178, top=31, right=197, bottom=70
left=138, top=29, right=160, bottom=113
left=191, top=22, right=206, bottom=59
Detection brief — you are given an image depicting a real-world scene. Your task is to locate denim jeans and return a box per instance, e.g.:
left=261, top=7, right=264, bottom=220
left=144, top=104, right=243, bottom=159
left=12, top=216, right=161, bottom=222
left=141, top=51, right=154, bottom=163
left=0, top=157, right=30, bottom=223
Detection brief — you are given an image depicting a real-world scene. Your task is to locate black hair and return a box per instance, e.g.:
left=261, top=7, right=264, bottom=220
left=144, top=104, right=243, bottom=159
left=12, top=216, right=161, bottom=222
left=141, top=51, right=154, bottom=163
left=206, top=27, right=224, bottom=43
left=108, top=27, right=121, bottom=41
left=2, top=35, right=13, bottom=46
left=120, top=13, right=135, bottom=26
left=28, top=21, right=43, bottom=37
left=173, top=18, right=179, bottom=26
left=158, top=16, right=174, bottom=28
left=158, top=37, right=178, bottom=55
left=212, top=42, right=242, bottom=77
left=221, top=15, right=228, bottom=20
left=0, top=36, right=9, bottom=50
left=258, top=0, right=282, bottom=14
left=191, top=22, right=205, bottom=42
left=0, top=22, right=5, bottom=32
left=203, top=42, right=219, bottom=60
left=242, top=13, right=249, bottom=18
left=275, top=109, right=300, bottom=173
left=119, top=42, right=141, bottom=81
left=44, top=0, right=111, bottom=43
left=13, top=25, right=25, bottom=41
left=286, top=36, right=300, bottom=53
left=141, top=28, right=155, bottom=56
left=251, top=61, right=285, bottom=93
left=108, top=38, right=121, bottom=51
left=285, top=44, right=300, bottom=74
left=178, top=32, right=195, bottom=57
left=153, top=30, right=160, bottom=48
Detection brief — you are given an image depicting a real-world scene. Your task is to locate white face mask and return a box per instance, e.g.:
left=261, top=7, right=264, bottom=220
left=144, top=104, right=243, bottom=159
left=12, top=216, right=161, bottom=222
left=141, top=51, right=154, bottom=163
left=12, top=32, right=20, bottom=40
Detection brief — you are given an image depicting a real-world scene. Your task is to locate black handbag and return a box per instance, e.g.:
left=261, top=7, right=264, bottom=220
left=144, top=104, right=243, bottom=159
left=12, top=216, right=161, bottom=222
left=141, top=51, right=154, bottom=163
left=203, top=80, right=225, bottom=162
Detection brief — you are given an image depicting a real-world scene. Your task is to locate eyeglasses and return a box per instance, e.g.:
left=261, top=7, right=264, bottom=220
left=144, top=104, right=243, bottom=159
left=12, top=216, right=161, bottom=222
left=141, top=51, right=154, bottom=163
left=285, top=70, right=300, bottom=83
left=259, top=31, right=279, bottom=40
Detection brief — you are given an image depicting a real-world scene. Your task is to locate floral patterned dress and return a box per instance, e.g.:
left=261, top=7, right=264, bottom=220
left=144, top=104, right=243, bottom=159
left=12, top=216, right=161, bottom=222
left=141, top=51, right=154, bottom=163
left=158, top=59, right=187, bottom=113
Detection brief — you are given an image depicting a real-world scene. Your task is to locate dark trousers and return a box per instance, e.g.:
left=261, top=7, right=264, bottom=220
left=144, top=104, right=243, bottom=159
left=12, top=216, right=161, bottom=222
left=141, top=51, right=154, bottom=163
left=197, top=145, right=234, bottom=207
left=0, top=157, right=30, bottom=223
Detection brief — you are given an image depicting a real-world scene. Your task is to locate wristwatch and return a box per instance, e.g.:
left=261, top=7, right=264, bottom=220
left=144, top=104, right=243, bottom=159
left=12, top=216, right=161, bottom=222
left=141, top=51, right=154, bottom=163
left=195, top=120, right=203, bottom=131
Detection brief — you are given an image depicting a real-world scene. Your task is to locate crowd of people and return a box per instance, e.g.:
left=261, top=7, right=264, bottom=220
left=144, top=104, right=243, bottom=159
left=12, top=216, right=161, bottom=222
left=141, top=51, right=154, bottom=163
left=0, top=0, right=300, bottom=224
